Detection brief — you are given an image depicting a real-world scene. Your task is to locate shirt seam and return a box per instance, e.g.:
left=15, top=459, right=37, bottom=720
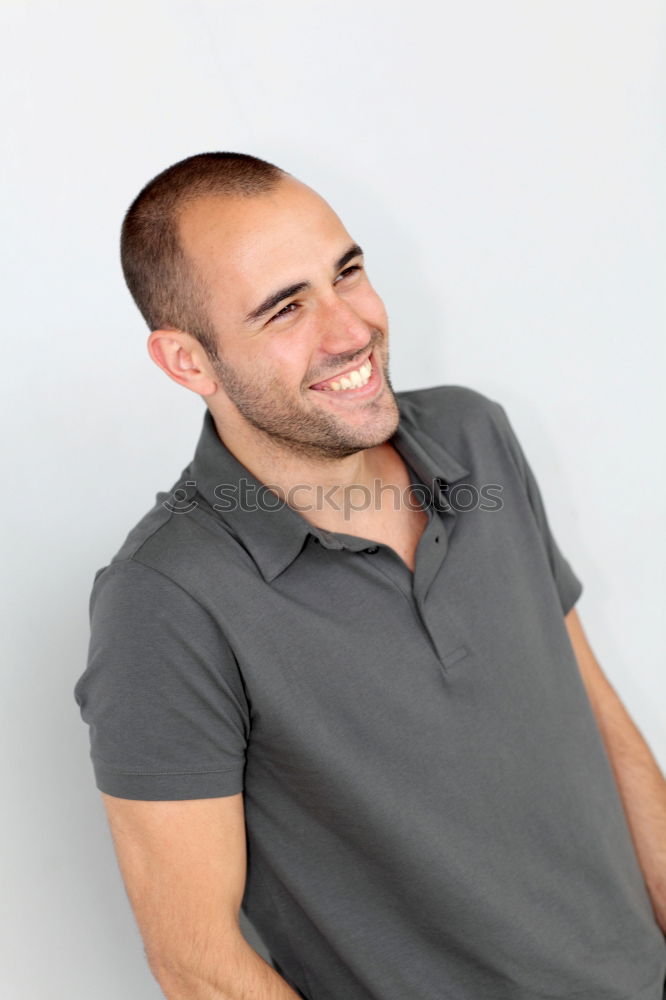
left=92, top=756, right=244, bottom=777
left=107, top=555, right=239, bottom=659
left=116, top=505, right=177, bottom=561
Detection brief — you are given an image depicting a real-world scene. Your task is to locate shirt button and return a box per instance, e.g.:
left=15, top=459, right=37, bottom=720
left=365, top=545, right=379, bottom=554
left=435, top=535, right=440, bottom=543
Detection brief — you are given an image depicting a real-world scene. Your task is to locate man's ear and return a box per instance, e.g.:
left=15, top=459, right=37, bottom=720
left=147, top=329, right=218, bottom=397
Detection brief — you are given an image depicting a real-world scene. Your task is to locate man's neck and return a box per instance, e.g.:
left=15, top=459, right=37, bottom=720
left=208, top=410, right=402, bottom=536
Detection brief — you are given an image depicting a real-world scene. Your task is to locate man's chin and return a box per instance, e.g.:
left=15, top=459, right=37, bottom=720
left=311, top=399, right=400, bottom=458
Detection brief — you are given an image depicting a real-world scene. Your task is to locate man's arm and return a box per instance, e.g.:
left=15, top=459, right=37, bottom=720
left=564, top=607, right=666, bottom=933
left=101, top=791, right=301, bottom=1000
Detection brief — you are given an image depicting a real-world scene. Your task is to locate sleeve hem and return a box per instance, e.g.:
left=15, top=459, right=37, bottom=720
left=560, top=575, right=583, bottom=617
left=92, top=759, right=245, bottom=800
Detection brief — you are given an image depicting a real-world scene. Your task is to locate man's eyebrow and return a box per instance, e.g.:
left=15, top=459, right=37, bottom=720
left=244, top=281, right=310, bottom=325
left=335, top=242, right=364, bottom=272
left=244, top=243, right=364, bottom=324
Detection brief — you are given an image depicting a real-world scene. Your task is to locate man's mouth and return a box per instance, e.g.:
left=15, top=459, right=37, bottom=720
left=309, top=355, right=374, bottom=392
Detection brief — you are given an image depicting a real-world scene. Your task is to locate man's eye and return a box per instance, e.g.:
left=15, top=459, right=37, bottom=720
left=335, top=264, right=362, bottom=283
left=269, top=302, right=299, bottom=323
left=267, top=266, right=362, bottom=324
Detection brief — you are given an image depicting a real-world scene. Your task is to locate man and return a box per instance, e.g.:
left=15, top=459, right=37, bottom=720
left=74, top=152, right=666, bottom=1000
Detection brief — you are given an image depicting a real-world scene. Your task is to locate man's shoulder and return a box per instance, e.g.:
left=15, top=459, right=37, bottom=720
left=396, top=383, right=505, bottom=442
left=101, top=466, right=196, bottom=563
left=89, top=466, right=240, bottom=607
left=394, top=383, right=529, bottom=488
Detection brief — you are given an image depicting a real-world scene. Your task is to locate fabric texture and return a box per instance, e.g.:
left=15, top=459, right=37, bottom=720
left=74, top=384, right=666, bottom=999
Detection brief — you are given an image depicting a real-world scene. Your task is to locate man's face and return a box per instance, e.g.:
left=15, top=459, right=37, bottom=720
left=178, top=177, right=400, bottom=461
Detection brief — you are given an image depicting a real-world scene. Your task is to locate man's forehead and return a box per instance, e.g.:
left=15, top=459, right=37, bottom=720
left=178, top=180, right=353, bottom=295
left=180, top=181, right=337, bottom=252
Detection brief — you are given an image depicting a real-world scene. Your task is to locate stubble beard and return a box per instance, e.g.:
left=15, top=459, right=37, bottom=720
left=209, top=336, right=401, bottom=461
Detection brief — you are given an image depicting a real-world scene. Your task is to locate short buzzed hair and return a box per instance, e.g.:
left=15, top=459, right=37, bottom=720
left=120, top=152, right=286, bottom=358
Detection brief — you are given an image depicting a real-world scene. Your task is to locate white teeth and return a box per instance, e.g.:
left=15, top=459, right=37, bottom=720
left=321, top=357, right=373, bottom=391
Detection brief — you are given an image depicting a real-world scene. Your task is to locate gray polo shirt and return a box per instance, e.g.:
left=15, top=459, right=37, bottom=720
left=74, top=384, right=665, bottom=1000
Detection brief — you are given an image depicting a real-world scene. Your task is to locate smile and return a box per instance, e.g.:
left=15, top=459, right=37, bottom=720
left=310, top=356, right=373, bottom=392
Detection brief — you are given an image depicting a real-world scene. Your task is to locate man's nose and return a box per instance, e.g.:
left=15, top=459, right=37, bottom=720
left=316, top=295, right=370, bottom=357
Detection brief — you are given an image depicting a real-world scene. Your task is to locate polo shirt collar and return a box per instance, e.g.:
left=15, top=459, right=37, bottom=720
left=390, top=395, right=471, bottom=508
left=189, top=398, right=470, bottom=583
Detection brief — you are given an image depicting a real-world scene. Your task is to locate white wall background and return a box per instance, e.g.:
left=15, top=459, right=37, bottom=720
left=1, top=1, right=663, bottom=996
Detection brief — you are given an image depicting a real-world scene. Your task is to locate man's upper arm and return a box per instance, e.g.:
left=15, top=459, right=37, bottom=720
left=489, top=399, right=584, bottom=616
left=101, top=791, right=248, bottom=975
left=564, top=607, right=647, bottom=757
left=564, top=605, right=616, bottom=707
left=74, top=555, right=252, bottom=968
left=102, top=792, right=246, bottom=973
left=73, top=558, right=249, bottom=801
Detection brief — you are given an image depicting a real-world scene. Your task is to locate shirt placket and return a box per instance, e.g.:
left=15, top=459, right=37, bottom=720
left=411, top=504, right=470, bottom=673
left=319, top=474, right=469, bottom=675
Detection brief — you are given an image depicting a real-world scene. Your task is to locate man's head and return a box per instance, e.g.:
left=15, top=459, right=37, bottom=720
left=121, top=152, right=399, bottom=461
left=121, top=152, right=284, bottom=361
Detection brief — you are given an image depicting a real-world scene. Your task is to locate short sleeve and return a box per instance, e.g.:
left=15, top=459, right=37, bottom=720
left=73, top=559, right=250, bottom=800
left=491, top=400, right=584, bottom=616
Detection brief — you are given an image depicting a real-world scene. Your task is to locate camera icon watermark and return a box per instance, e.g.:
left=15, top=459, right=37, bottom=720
left=162, top=481, right=199, bottom=514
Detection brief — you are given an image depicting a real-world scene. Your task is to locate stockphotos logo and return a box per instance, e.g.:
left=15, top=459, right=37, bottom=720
left=162, top=478, right=504, bottom=520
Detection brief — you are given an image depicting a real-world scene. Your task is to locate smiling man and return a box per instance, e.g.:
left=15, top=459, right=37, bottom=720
left=74, top=152, right=666, bottom=1000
